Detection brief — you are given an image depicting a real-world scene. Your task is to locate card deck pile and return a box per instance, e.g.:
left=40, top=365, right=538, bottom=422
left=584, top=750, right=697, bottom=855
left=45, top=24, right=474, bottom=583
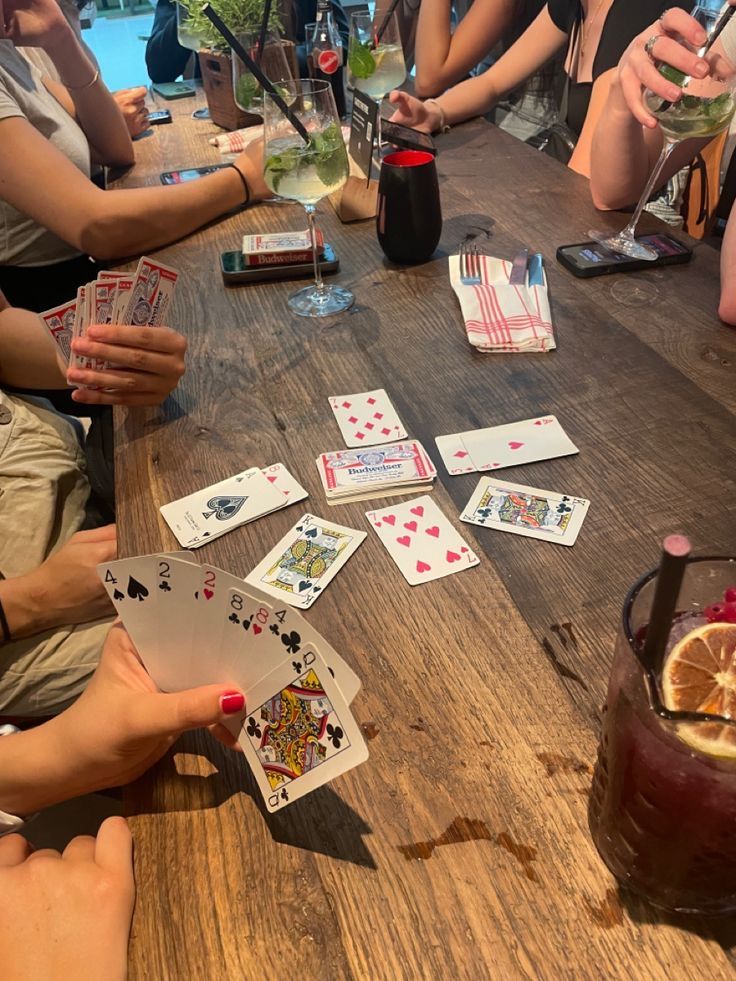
left=461, top=478, right=590, bottom=546
left=38, top=256, right=179, bottom=381
left=328, top=389, right=407, bottom=447
left=97, top=553, right=368, bottom=811
left=436, top=415, right=578, bottom=475
left=366, top=495, right=479, bottom=585
left=316, top=441, right=436, bottom=504
left=160, top=463, right=308, bottom=548
left=245, top=513, right=366, bottom=609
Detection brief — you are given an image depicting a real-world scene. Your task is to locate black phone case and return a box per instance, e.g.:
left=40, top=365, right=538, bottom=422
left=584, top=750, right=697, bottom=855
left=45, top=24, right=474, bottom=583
left=220, top=245, right=339, bottom=284
left=556, top=239, right=693, bottom=278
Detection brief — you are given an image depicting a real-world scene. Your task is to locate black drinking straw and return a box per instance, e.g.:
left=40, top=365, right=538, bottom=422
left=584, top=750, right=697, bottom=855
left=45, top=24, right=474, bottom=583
left=201, top=3, right=309, bottom=143
left=256, top=0, right=272, bottom=66
left=373, top=0, right=402, bottom=47
left=641, top=534, right=691, bottom=673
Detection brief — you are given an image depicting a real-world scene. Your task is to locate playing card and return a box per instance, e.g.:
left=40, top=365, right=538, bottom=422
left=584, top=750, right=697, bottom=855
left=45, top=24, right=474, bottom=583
left=316, top=441, right=434, bottom=497
left=366, top=495, right=480, bottom=586
left=160, top=468, right=284, bottom=548
left=245, top=514, right=366, bottom=609
left=153, top=553, right=202, bottom=690
left=123, top=257, right=178, bottom=327
left=187, top=564, right=247, bottom=686
left=97, top=555, right=161, bottom=676
left=328, top=389, right=407, bottom=447
left=459, top=415, right=579, bottom=472
left=260, top=462, right=309, bottom=507
left=218, top=586, right=361, bottom=702
left=111, top=276, right=134, bottom=324
left=238, top=646, right=368, bottom=811
left=38, top=299, right=76, bottom=364
left=97, top=271, right=129, bottom=281
left=460, top=478, right=590, bottom=546
left=92, top=280, right=117, bottom=327
left=435, top=433, right=476, bottom=476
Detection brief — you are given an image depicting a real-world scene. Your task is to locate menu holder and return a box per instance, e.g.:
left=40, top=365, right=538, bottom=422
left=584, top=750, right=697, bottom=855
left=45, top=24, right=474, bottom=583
left=329, top=90, right=379, bottom=223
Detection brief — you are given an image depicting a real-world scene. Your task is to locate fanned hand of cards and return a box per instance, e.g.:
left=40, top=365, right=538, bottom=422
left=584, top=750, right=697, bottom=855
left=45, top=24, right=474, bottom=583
left=38, top=256, right=179, bottom=382
left=97, top=553, right=368, bottom=812
left=316, top=441, right=436, bottom=504
left=160, top=463, right=308, bottom=548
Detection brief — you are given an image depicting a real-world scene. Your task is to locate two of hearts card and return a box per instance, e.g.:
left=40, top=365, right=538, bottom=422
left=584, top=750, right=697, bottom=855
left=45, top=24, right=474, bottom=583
left=39, top=256, right=178, bottom=378
left=97, top=552, right=368, bottom=812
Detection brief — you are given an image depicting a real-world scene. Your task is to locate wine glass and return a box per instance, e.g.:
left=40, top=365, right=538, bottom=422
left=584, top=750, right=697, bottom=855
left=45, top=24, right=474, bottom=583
left=232, top=31, right=291, bottom=113
left=176, top=2, right=210, bottom=119
left=589, top=4, right=736, bottom=260
left=347, top=10, right=406, bottom=148
left=263, top=79, right=353, bottom=317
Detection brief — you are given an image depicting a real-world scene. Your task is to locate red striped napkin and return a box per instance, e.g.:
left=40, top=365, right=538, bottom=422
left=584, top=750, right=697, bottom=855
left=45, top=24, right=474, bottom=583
left=449, top=254, right=556, bottom=353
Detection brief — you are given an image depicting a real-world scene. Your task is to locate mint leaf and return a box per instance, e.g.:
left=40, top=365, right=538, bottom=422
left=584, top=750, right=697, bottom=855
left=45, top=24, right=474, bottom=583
left=264, top=146, right=300, bottom=193
left=659, top=64, right=687, bottom=87
left=348, top=39, right=376, bottom=79
left=315, top=139, right=348, bottom=188
left=235, top=73, right=260, bottom=109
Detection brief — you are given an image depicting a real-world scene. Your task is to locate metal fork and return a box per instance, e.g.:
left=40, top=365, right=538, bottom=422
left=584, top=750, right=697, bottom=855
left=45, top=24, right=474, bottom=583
left=459, top=242, right=482, bottom=285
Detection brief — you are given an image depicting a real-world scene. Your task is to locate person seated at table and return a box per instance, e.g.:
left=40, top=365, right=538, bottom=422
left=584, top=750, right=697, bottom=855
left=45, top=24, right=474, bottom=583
left=0, top=297, right=187, bottom=715
left=0, top=0, right=270, bottom=312
left=389, top=0, right=690, bottom=174
left=0, top=622, right=246, bottom=976
left=19, top=0, right=150, bottom=137
left=145, top=0, right=349, bottom=84
left=413, top=0, right=559, bottom=141
left=588, top=4, right=736, bottom=324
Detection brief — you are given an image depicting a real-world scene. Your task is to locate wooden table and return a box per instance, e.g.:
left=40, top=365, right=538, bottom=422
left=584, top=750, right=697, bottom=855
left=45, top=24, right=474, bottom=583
left=113, top=102, right=736, bottom=979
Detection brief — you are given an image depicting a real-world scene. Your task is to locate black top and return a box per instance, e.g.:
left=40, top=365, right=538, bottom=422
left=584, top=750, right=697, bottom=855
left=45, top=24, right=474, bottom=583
left=546, top=0, right=690, bottom=135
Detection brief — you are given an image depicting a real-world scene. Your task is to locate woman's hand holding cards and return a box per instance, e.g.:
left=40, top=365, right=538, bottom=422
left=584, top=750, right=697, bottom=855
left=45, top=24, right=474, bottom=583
left=68, top=324, right=187, bottom=406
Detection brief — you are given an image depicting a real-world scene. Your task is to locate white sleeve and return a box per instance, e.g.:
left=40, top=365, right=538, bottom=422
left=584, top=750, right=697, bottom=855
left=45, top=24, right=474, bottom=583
left=719, top=9, right=736, bottom=69
left=0, top=725, right=28, bottom=835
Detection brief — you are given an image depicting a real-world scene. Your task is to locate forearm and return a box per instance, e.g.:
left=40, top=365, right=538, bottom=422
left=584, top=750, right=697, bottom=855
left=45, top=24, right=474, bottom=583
left=718, top=208, right=736, bottom=324
left=434, top=71, right=500, bottom=127
left=0, top=575, right=55, bottom=643
left=0, top=718, right=82, bottom=815
left=414, top=0, right=453, bottom=97
left=84, top=166, right=247, bottom=258
left=590, top=79, right=658, bottom=209
left=45, top=32, right=134, bottom=167
left=0, top=306, right=67, bottom=388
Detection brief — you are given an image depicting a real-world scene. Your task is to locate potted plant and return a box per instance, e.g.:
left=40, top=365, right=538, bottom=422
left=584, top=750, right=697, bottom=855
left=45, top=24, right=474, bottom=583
left=178, top=0, right=295, bottom=130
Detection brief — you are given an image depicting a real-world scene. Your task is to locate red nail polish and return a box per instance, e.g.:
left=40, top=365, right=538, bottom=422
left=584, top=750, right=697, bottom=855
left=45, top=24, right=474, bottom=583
left=220, top=691, right=245, bottom=714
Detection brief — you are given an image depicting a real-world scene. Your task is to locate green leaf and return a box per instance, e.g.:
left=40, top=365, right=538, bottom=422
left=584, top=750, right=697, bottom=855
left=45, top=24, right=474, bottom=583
left=235, top=73, right=260, bottom=109
left=264, top=146, right=300, bottom=192
left=348, top=39, right=376, bottom=79
left=313, top=126, right=348, bottom=188
left=659, top=64, right=687, bottom=87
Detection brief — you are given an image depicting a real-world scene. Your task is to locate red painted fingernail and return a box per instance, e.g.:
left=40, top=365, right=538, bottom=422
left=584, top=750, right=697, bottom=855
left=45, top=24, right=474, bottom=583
left=220, top=691, right=245, bottom=714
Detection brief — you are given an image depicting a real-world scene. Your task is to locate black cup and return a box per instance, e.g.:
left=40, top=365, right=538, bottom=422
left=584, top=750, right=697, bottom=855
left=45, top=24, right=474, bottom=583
left=376, top=150, right=442, bottom=264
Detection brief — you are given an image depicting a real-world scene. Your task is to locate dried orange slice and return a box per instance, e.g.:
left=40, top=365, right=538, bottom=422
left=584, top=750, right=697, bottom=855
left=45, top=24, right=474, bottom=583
left=662, top=623, right=736, bottom=757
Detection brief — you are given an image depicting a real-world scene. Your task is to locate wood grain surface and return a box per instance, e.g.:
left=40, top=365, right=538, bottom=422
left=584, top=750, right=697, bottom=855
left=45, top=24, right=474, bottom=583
left=112, top=100, right=736, bottom=979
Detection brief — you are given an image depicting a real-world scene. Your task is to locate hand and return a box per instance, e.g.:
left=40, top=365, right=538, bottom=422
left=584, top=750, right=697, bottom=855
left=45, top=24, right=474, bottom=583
left=0, top=817, right=134, bottom=981
left=617, top=4, right=736, bottom=128
left=68, top=324, right=187, bottom=406
left=388, top=91, right=440, bottom=133
left=234, top=137, right=271, bottom=202
left=114, top=86, right=150, bottom=139
left=0, top=0, right=74, bottom=49
left=50, top=623, right=246, bottom=800
left=20, top=525, right=117, bottom=632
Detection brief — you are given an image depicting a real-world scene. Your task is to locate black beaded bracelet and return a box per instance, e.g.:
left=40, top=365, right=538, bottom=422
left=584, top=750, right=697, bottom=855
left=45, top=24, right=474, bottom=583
left=228, top=163, right=251, bottom=208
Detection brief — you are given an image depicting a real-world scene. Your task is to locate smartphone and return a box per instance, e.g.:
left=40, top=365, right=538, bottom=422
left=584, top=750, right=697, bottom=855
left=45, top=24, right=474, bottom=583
left=148, top=109, right=172, bottom=125
left=152, top=81, right=196, bottom=100
left=556, top=233, right=693, bottom=278
left=220, top=245, right=339, bottom=284
left=380, top=119, right=437, bottom=156
left=160, top=165, right=230, bottom=184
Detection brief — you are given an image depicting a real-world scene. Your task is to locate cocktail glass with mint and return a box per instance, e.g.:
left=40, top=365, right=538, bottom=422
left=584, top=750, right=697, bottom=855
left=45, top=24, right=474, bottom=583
left=232, top=31, right=291, bottom=114
left=263, top=79, right=352, bottom=317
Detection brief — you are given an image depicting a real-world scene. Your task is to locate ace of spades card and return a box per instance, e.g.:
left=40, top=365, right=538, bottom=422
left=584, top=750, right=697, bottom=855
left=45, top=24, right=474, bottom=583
left=238, top=647, right=368, bottom=812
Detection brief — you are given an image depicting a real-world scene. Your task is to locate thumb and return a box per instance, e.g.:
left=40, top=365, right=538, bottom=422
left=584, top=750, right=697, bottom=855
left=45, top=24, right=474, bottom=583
left=151, top=686, right=246, bottom=737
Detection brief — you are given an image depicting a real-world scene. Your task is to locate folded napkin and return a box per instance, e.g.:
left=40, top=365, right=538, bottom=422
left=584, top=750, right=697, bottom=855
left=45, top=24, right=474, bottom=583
left=209, top=126, right=263, bottom=154
left=449, top=254, right=556, bottom=353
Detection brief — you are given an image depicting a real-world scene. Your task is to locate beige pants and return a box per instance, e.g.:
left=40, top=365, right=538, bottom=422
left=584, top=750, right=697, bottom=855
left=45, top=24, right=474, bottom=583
left=0, top=392, right=113, bottom=717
